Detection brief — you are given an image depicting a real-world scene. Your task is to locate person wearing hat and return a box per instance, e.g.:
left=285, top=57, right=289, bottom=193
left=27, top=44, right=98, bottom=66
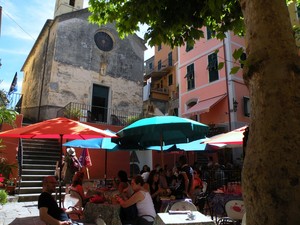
left=63, top=148, right=82, bottom=188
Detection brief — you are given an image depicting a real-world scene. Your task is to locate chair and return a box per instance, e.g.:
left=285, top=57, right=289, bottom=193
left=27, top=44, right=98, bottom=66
left=217, top=200, right=245, bottom=225
left=194, top=181, right=213, bottom=218
left=169, top=200, right=198, bottom=211
left=241, top=212, right=246, bottom=225
left=63, top=190, right=84, bottom=219
left=135, top=215, right=155, bottom=225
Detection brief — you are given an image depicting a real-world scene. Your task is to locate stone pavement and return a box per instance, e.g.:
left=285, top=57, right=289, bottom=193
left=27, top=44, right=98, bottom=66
left=0, top=197, right=42, bottom=225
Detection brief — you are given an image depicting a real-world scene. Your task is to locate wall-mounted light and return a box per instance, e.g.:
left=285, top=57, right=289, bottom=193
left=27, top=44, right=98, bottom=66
left=232, top=98, right=238, bottom=112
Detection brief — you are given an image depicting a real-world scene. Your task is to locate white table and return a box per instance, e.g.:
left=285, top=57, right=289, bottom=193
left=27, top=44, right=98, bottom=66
left=153, top=211, right=215, bottom=225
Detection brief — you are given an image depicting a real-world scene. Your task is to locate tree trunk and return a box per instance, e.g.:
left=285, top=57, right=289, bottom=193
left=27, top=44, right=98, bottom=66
left=240, top=0, right=300, bottom=224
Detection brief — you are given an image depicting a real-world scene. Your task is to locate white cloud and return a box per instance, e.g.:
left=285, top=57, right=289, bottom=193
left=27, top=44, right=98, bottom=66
left=0, top=48, right=29, bottom=55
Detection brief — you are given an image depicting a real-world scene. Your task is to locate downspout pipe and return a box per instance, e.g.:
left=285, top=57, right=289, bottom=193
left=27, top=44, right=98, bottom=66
left=37, top=24, right=51, bottom=121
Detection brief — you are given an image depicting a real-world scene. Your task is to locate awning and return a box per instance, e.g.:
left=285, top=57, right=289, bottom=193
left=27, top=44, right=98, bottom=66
left=183, top=94, right=227, bottom=117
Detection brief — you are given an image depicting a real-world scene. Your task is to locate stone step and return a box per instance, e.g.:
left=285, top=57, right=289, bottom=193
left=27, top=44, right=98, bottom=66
left=23, top=146, right=60, bottom=151
left=18, top=180, right=42, bottom=187
left=21, top=169, right=56, bottom=176
left=21, top=175, right=54, bottom=181
left=17, top=192, right=65, bottom=202
left=17, top=138, right=61, bottom=202
left=23, top=150, right=60, bottom=156
left=22, top=159, right=58, bottom=165
left=23, top=155, right=60, bottom=161
left=22, top=164, right=57, bottom=170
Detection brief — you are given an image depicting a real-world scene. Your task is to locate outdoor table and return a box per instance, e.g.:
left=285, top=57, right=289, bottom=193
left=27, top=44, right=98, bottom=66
left=208, top=191, right=243, bottom=219
left=159, top=197, right=193, bottom=212
left=153, top=211, right=215, bottom=225
left=83, top=202, right=122, bottom=225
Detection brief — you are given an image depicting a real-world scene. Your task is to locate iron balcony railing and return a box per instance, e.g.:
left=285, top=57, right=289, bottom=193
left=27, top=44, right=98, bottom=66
left=1, top=91, right=22, bottom=112
left=145, top=58, right=175, bottom=77
left=57, top=102, right=142, bottom=126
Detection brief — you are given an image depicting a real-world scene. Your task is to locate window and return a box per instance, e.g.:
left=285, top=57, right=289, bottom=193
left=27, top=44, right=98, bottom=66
left=186, top=41, right=194, bottom=52
left=207, top=27, right=216, bottom=40
left=69, top=0, right=75, bottom=7
left=168, top=74, right=173, bottom=86
left=243, top=96, right=251, bottom=117
left=207, top=53, right=219, bottom=82
left=158, top=60, right=162, bottom=70
left=168, top=52, right=173, bottom=66
left=149, top=62, right=153, bottom=70
left=186, top=64, right=195, bottom=90
left=158, top=44, right=162, bottom=51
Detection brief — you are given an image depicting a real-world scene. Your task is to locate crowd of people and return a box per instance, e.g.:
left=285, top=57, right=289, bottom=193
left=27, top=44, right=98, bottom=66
left=38, top=151, right=241, bottom=225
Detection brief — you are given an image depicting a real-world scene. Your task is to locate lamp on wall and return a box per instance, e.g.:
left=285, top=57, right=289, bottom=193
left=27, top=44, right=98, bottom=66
left=232, top=98, right=238, bottom=112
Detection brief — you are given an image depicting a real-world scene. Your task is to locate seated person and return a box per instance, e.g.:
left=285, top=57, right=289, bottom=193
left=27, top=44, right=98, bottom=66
left=116, top=175, right=156, bottom=224
left=144, top=170, right=166, bottom=213
left=192, top=168, right=203, bottom=203
left=68, top=171, right=90, bottom=207
left=38, top=176, right=71, bottom=225
left=114, top=170, right=134, bottom=200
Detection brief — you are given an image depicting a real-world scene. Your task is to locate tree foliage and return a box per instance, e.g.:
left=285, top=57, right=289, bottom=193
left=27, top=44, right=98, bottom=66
left=0, top=107, right=18, bottom=127
left=88, top=0, right=244, bottom=47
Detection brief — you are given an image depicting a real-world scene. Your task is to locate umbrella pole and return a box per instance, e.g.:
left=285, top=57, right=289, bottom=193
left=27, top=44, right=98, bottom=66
left=160, top=134, right=164, bottom=167
left=59, top=134, right=63, bottom=208
left=86, top=167, right=90, bottom=179
left=104, top=150, right=107, bottom=185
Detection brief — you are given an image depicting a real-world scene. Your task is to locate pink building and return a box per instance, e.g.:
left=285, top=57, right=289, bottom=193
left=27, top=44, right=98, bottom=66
left=179, top=30, right=250, bottom=132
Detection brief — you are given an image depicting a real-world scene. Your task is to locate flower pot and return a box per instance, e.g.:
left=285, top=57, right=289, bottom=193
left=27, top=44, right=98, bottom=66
left=5, top=186, right=15, bottom=195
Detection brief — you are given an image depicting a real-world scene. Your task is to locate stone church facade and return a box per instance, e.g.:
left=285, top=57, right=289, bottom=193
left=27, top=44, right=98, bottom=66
left=21, top=0, right=146, bottom=123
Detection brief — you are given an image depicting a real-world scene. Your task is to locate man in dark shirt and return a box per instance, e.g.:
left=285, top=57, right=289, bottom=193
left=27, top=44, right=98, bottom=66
left=38, top=176, right=71, bottom=225
left=176, top=155, right=194, bottom=198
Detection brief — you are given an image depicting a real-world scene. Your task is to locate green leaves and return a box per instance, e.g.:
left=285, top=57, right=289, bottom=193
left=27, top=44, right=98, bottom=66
left=0, top=107, right=18, bottom=126
left=88, top=0, right=244, bottom=47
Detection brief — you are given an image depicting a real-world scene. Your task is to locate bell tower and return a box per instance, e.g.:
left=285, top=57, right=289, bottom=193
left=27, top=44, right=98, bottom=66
left=54, top=0, right=84, bottom=18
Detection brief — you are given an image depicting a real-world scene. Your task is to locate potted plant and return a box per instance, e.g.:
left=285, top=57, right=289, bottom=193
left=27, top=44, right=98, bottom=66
left=5, top=178, right=16, bottom=195
left=64, top=108, right=83, bottom=120
left=0, top=157, right=17, bottom=182
left=0, top=189, right=7, bottom=207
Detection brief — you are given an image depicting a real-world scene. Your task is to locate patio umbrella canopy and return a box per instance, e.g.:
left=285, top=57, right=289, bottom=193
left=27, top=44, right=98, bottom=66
left=147, top=138, right=212, bottom=152
left=63, top=136, right=121, bottom=183
left=0, top=117, right=116, bottom=206
left=205, top=125, right=248, bottom=148
left=63, top=137, right=119, bottom=151
left=114, top=116, right=209, bottom=165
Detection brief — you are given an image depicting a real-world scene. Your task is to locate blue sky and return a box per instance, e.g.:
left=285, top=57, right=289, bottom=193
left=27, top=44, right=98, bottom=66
left=0, top=0, right=153, bottom=94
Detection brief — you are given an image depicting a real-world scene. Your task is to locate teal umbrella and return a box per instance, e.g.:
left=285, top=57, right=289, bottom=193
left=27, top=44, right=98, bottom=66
left=114, top=116, right=209, bottom=165
left=147, top=138, right=212, bottom=151
left=63, top=137, right=119, bottom=151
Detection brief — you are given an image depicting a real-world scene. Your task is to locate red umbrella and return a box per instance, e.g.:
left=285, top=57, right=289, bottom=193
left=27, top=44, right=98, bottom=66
left=79, top=148, right=92, bottom=179
left=0, top=117, right=116, bottom=206
left=205, top=126, right=248, bottom=148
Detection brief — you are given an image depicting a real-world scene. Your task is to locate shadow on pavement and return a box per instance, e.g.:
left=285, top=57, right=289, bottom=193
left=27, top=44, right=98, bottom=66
left=8, top=216, right=44, bottom=225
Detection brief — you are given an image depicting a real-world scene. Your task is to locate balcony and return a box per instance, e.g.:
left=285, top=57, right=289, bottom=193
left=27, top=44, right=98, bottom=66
left=57, top=102, right=142, bottom=126
left=144, top=58, right=175, bottom=81
left=1, top=92, right=22, bottom=113
left=150, top=87, right=169, bottom=101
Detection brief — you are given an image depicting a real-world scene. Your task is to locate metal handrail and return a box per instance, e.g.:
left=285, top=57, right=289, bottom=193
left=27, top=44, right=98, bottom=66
left=57, top=102, right=142, bottom=126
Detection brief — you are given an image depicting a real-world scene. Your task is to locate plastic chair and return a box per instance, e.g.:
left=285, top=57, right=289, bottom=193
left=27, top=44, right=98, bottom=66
left=63, top=190, right=84, bottom=219
left=241, top=212, right=246, bottom=225
left=202, top=181, right=208, bottom=193
left=217, top=200, right=245, bottom=225
left=169, top=200, right=198, bottom=211
left=194, top=181, right=213, bottom=218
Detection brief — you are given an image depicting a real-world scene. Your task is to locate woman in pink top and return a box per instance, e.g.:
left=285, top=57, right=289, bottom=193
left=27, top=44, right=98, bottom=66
left=116, top=175, right=156, bottom=223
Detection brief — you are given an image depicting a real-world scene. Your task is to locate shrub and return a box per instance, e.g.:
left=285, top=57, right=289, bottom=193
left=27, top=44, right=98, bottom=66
left=0, top=189, right=7, bottom=205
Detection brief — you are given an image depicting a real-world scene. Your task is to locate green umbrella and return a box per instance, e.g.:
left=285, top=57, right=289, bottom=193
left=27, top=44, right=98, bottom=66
left=114, top=116, right=209, bottom=165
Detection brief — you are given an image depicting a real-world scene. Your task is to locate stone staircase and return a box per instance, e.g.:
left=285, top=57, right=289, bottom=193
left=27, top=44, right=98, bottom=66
left=16, top=139, right=61, bottom=202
